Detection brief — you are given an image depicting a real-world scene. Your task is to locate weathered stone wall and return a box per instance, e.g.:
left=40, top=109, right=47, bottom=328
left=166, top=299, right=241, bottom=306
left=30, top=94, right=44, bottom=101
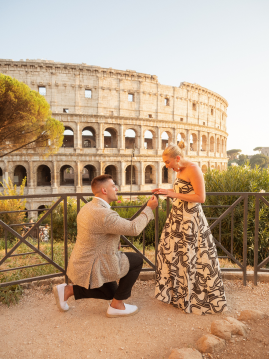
left=0, top=59, right=228, bottom=217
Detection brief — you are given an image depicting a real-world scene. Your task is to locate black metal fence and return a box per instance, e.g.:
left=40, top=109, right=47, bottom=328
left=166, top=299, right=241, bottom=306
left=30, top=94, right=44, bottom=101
left=0, top=192, right=269, bottom=288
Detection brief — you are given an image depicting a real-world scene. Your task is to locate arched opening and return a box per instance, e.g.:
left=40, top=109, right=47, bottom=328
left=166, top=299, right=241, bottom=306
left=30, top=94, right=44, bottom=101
left=161, top=131, right=172, bottom=150
left=217, top=165, right=220, bottom=170
left=126, top=165, right=137, bottom=185
left=37, top=165, right=51, bottom=186
left=190, top=133, right=197, bottom=151
left=105, top=165, right=117, bottom=184
left=82, top=127, right=96, bottom=148
left=82, top=165, right=97, bottom=186
left=24, top=208, right=29, bottom=219
left=210, top=136, right=215, bottom=152
left=202, top=165, right=207, bottom=174
left=60, top=165, right=75, bottom=186
left=145, top=165, right=153, bottom=184
left=144, top=130, right=153, bottom=149
left=217, top=138, right=220, bottom=153
left=62, top=127, right=74, bottom=148
left=125, top=129, right=136, bottom=149
left=104, top=128, right=117, bottom=148
left=162, top=166, right=172, bottom=183
left=14, top=165, right=27, bottom=186
left=177, top=133, right=185, bottom=145
left=0, top=167, right=3, bottom=187
left=37, top=205, right=46, bottom=216
left=201, top=135, right=207, bottom=151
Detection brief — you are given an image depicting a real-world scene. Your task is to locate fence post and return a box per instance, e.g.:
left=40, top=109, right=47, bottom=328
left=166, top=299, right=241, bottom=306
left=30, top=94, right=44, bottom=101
left=77, top=195, right=81, bottom=214
left=64, top=195, right=68, bottom=284
left=155, top=194, right=159, bottom=272
left=243, top=195, right=248, bottom=286
left=254, top=195, right=259, bottom=286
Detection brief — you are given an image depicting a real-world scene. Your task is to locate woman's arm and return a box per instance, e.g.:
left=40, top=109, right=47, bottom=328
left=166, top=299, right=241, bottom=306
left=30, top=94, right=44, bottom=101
left=155, top=166, right=206, bottom=203
left=152, top=188, right=174, bottom=193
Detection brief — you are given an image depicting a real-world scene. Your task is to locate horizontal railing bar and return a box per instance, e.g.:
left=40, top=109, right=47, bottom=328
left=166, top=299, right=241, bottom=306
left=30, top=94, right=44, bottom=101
left=141, top=268, right=155, bottom=272
left=0, top=273, right=64, bottom=288
left=10, top=252, right=36, bottom=257
left=0, top=262, right=49, bottom=273
left=202, top=205, right=230, bottom=208
left=111, top=205, right=142, bottom=209
left=220, top=268, right=243, bottom=272
left=0, top=208, right=49, bottom=215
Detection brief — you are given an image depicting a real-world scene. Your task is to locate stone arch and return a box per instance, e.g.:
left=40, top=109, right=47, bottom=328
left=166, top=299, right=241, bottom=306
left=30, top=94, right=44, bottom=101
left=190, top=133, right=198, bottom=151
left=145, top=164, right=156, bottom=184
left=82, top=126, right=96, bottom=148
left=37, top=205, right=46, bottom=217
left=162, top=165, right=173, bottom=184
left=125, top=164, right=138, bottom=185
left=105, top=165, right=118, bottom=185
left=60, top=165, right=75, bottom=186
left=82, top=165, right=97, bottom=186
left=217, top=137, right=220, bottom=153
left=161, top=131, right=172, bottom=150
left=201, top=135, right=207, bottom=151
left=125, top=128, right=137, bottom=149
left=177, top=132, right=186, bottom=145
left=210, top=136, right=215, bottom=152
left=37, top=165, right=51, bottom=186
left=104, top=127, right=118, bottom=148
left=62, top=126, right=74, bottom=148
left=144, top=129, right=156, bottom=150
left=202, top=165, right=207, bottom=174
left=14, top=165, right=27, bottom=186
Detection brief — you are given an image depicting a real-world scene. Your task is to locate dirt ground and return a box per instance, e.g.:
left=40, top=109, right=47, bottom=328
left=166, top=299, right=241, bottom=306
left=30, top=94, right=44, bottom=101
left=0, top=279, right=269, bottom=359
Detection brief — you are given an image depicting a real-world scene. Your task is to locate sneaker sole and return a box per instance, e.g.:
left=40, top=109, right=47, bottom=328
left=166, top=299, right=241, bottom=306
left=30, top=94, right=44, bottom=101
left=53, top=286, right=68, bottom=312
left=106, top=307, right=139, bottom=318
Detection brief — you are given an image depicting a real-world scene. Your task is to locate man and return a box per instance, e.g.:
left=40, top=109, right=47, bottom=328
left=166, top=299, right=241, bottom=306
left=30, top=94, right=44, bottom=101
left=53, top=174, right=158, bottom=317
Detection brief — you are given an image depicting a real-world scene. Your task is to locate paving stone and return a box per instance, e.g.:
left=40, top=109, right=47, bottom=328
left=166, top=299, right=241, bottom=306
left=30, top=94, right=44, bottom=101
left=238, top=309, right=268, bottom=321
left=169, top=348, right=203, bottom=359
left=211, top=317, right=247, bottom=340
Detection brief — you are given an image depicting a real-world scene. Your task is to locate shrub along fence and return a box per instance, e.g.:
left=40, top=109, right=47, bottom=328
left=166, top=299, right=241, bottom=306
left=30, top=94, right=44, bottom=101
left=0, top=191, right=269, bottom=288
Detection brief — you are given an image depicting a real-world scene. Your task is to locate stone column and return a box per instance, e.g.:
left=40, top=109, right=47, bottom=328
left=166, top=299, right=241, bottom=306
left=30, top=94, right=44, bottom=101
left=185, top=129, right=190, bottom=156
left=76, top=122, right=82, bottom=149
left=120, top=161, right=125, bottom=189
left=207, top=132, right=210, bottom=156
left=140, top=161, right=145, bottom=190
left=198, top=130, right=201, bottom=156
left=97, top=123, right=104, bottom=153
left=157, top=161, right=162, bottom=188
left=214, top=133, right=217, bottom=157
left=28, top=161, right=35, bottom=194
left=139, top=125, right=144, bottom=153
left=52, top=161, right=58, bottom=194
left=76, top=161, right=81, bottom=192
left=119, top=124, right=124, bottom=151
left=156, top=127, right=162, bottom=155
left=99, top=161, right=103, bottom=176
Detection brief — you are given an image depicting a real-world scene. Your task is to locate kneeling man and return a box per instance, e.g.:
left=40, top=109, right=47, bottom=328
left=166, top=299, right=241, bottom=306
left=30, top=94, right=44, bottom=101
left=53, top=174, right=158, bottom=317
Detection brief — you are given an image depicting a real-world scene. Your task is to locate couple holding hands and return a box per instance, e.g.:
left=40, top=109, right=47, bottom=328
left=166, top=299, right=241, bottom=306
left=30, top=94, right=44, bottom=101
left=53, top=142, right=227, bottom=317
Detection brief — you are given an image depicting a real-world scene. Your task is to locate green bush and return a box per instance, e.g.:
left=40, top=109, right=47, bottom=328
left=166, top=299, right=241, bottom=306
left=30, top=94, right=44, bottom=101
left=204, top=165, right=269, bottom=266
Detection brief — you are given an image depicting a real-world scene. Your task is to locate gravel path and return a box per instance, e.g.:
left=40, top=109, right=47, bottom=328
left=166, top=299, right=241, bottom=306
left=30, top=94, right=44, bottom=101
left=0, top=279, right=269, bottom=359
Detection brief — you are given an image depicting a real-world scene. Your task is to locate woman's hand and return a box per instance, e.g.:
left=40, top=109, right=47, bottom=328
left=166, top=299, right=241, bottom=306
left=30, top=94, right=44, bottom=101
left=152, top=188, right=174, bottom=196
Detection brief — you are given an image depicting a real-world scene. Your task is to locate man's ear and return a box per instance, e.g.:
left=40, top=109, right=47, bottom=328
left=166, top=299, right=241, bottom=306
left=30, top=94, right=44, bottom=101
left=101, top=187, right=107, bottom=195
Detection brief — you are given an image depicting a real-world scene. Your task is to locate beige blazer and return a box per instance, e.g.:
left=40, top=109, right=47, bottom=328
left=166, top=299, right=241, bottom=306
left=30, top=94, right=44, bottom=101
left=67, top=197, right=154, bottom=289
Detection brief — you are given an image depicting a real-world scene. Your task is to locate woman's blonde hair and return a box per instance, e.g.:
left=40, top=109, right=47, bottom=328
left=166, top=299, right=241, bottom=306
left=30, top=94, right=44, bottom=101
left=162, top=141, right=189, bottom=166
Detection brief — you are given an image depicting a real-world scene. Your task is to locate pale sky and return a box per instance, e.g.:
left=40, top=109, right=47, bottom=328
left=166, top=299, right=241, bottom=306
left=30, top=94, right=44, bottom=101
left=1, top=0, right=268, bottom=155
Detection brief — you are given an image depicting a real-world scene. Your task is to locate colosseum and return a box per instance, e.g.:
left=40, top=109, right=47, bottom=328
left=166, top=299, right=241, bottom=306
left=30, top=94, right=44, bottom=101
left=0, top=59, right=228, bottom=216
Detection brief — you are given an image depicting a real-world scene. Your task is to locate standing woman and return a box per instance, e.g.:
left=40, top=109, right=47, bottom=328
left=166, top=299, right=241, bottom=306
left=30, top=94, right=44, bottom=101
left=153, top=142, right=227, bottom=315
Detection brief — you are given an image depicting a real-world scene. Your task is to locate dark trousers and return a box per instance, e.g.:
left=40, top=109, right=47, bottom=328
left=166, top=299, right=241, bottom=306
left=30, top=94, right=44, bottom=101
left=73, top=252, right=143, bottom=301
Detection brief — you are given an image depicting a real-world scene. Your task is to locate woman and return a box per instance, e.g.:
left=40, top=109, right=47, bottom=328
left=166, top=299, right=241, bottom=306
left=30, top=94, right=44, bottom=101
left=153, top=142, right=227, bottom=315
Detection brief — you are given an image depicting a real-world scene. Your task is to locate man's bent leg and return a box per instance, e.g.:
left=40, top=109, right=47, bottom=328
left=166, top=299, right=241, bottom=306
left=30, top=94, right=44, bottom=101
left=113, top=252, right=143, bottom=301
left=73, top=281, right=118, bottom=301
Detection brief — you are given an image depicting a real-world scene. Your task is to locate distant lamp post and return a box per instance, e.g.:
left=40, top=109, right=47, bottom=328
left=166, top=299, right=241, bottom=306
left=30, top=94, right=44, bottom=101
left=130, top=145, right=135, bottom=201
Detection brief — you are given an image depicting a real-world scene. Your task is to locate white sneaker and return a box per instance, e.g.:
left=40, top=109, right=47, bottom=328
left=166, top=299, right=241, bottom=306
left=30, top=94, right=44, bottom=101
left=53, top=283, right=69, bottom=312
left=106, top=303, right=139, bottom=318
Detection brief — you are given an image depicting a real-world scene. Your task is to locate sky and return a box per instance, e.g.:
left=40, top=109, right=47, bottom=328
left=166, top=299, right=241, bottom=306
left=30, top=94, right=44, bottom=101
left=0, top=0, right=268, bottom=155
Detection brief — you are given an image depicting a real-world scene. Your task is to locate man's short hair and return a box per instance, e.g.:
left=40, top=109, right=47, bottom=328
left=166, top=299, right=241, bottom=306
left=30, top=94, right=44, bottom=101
left=91, top=174, right=112, bottom=194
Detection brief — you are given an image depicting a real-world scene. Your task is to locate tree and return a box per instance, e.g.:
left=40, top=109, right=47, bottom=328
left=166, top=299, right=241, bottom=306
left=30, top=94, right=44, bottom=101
left=253, top=147, right=263, bottom=153
left=0, top=74, right=64, bottom=158
left=249, top=154, right=269, bottom=169
left=226, top=149, right=242, bottom=160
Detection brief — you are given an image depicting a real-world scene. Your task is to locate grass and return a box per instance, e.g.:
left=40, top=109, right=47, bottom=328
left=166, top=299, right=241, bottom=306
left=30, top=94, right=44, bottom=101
left=0, top=237, right=250, bottom=306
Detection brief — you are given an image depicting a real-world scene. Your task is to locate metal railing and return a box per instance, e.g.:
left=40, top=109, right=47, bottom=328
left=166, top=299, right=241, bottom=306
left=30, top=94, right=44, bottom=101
left=0, top=192, right=269, bottom=288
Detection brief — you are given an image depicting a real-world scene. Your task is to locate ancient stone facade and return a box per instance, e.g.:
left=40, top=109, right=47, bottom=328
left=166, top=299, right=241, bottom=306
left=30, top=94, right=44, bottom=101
left=0, top=59, right=228, bottom=216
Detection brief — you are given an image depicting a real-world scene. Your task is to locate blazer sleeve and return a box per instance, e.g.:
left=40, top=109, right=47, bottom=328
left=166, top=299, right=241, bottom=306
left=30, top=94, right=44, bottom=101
left=103, top=206, right=154, bottom=236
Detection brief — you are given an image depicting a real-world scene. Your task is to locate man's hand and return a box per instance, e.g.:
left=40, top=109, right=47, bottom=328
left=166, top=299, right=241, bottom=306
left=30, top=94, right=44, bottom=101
left=118, top=242, right=121, bottom=250
left=147, top=195, right=158, bottom=210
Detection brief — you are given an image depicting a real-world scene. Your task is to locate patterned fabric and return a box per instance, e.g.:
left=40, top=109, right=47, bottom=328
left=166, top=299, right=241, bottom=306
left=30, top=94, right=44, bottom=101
left=155, top=178, right=227, bottom=315
left=67, top=197, right=154, bottom=289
